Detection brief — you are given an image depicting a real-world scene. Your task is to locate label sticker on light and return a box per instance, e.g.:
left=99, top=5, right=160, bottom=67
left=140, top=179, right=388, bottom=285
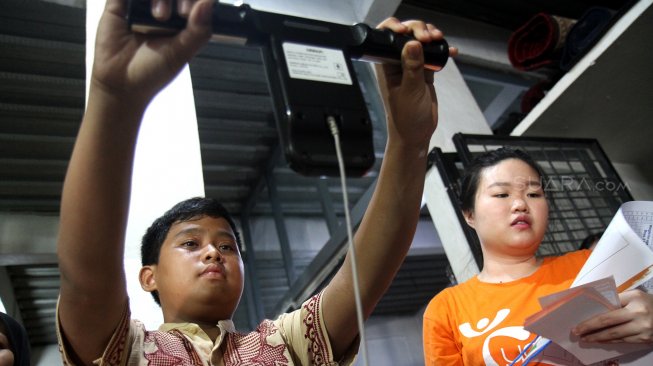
left=282, top=42, right=352, bottom=85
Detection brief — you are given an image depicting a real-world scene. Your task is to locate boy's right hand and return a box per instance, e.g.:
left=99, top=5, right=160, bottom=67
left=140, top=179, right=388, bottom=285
left=374, top=18, right=456, bottom=151
left=91, top=0, right=212, bottom=106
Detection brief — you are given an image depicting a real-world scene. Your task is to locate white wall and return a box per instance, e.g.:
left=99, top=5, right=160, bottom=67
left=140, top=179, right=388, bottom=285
left=429, top=59, right=492, bottom=153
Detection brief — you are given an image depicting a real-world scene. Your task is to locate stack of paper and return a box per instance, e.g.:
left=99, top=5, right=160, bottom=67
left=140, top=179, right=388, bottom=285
left=524, top=201, right=653, bottom=365
left=524, top=277, right=649, bottom=364
left=572, top=201, right=653, bottom=290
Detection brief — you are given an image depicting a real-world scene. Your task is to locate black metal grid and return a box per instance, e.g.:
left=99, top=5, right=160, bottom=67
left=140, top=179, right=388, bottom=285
left=429, top=134, right=633, bottom=269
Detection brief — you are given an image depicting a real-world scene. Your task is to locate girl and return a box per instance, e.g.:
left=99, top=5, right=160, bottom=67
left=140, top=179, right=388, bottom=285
left=423, top=147, right=653, bottom=365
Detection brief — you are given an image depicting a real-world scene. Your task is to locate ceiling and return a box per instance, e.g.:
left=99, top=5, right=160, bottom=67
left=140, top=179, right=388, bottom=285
left=0, top=0, right=643, bottom=349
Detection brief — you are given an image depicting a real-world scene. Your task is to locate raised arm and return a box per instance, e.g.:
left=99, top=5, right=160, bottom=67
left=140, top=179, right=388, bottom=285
left=56, top=0, right=211, bottom=363
left=321, top=17, right=456, bottom=358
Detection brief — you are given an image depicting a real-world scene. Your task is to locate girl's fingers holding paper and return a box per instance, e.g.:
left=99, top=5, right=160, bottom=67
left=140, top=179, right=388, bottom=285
left=574, top=290, right=653, bottom=344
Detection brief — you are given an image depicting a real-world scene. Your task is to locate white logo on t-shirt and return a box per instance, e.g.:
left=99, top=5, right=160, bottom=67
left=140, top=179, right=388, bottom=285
left=459, top=309, right=532, bottom=366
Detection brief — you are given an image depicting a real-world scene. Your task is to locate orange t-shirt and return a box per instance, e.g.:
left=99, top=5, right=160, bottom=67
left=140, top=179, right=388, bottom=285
left=423, top=250, right=590, bottom=366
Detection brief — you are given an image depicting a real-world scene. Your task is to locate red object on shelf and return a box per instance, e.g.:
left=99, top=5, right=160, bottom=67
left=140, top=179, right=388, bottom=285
left=508, top=13, right=576, bottom=71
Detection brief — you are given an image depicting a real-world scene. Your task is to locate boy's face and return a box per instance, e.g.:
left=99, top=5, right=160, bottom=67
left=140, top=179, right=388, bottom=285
left=140, top=215, right=245, bottom=324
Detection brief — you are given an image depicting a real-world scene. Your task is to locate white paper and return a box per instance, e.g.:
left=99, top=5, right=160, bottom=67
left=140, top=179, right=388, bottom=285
left=572, top=201, right=653, bottom=290
left=527, top=201, right=653, bottom=365
left=282, top=42, right=353, bottom=85
left=537, top=342, right=653, bottom=366
left=537, top=277, right=620, bottom=309
left=525, top=277, right=650, bottom=364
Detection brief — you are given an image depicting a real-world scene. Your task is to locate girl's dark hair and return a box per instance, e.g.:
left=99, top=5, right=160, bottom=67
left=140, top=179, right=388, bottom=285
left=459, top=147, right=547, bottom=213
left=140, top=197, right=242, bottom=305
left=579, top=232, right=603, bottom=250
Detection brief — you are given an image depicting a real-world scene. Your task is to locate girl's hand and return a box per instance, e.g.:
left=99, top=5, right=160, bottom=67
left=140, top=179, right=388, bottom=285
left=574, top=289, right=653, bottom=344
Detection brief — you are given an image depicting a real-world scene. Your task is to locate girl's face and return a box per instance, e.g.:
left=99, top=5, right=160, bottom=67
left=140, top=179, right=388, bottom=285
left=464, top=159, right=549, bottom=258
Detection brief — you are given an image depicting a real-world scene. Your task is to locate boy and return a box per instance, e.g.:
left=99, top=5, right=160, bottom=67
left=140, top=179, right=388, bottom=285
left=56, top=0, right=453, bottom=364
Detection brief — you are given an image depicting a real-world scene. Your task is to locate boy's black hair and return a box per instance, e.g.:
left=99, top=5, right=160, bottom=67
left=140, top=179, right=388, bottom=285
left=141, top=197, right=243, bottom=305
left=459, top=147, right=547, bottom=214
